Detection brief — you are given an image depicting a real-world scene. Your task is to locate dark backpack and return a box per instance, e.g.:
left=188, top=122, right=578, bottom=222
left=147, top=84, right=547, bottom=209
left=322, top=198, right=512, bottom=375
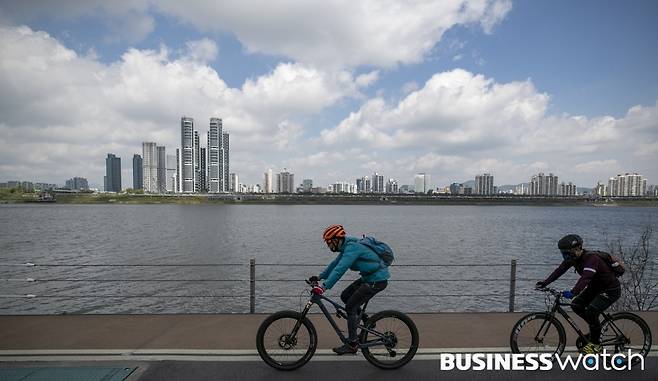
left=592, top=251, right=625, bottom=277
left=358, top=235, right=394, bottom=267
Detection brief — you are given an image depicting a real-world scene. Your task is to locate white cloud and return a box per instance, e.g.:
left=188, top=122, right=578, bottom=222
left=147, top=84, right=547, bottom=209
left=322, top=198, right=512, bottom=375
left=184, top=38, right=219, bottom=63
left=155, top=0, right=513, bottom=68
left=355, top=70, right=380, bottom=88
left=0, top=24, right=360, bottom=187
left=0, top=0, right=513, bottom=68
left=319, top=69, right=658, bottom=185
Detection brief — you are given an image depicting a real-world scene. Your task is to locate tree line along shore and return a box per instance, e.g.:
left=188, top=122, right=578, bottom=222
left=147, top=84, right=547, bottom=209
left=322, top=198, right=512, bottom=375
left=1, top=190, right=657, bottom=206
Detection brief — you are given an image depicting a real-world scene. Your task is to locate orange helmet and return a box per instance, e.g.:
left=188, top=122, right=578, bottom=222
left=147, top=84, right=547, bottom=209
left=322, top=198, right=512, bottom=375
left=323, top=224, right=346, bottom=241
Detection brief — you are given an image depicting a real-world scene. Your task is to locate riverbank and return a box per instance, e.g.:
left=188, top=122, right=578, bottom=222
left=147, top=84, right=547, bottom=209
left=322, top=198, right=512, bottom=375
left=2, top=192, right=658, bottom=206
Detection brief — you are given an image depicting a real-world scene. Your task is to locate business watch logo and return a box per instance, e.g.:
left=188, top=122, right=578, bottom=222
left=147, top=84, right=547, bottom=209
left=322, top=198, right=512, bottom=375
left=439, top=350, right=644, bottom=371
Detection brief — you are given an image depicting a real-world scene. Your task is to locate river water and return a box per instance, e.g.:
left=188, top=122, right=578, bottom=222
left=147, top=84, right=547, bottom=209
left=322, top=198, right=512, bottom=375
left=1, top=204, right=656, bottom=314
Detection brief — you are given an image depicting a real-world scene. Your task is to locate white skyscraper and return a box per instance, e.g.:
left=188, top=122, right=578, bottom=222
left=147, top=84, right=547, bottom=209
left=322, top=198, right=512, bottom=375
left=142, top=142, right=158, bottom=193
left=208, top=117, right=222, bottom=193
left=475, top=173, right=495, bottom=195
left=180, top=117, right=195, bottom=193
left=166, top=154, right=177, bottom=192
left=264, top=169, right=273, bottom=193
left=414, top=173, right=429, bottom=194
left=230, top=173, right=239, bottom=192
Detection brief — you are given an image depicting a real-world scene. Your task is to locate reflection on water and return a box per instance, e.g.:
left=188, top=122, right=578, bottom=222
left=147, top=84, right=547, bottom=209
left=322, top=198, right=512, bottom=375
left=0, top=204, right=656, bottom=313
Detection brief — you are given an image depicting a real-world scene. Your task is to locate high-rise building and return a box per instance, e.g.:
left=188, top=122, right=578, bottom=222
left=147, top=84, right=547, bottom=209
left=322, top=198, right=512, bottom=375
left=414, top=173, right=429, bottom=194
left=65, top=177, right=88, bottom=190
left=180, top=117, right=195, bottom=193
left=263, top=169, right=273, bottom=193
left=230, top=173, right=239, bottom=192
left=199, top=147, right=207, bottom=192
left=105, top=153, right=121, bottom=192
left=175, top=149, right=180, bottom=193
left=132, top=154, right=143, bottom=190
left=302, top=179, right=313, bottom=193
left=157, top=146, right=166, bottom=193
left=386, top=179, right=399, bottom=194
left=276, top=170, right=295, bottom=193
left=594, top=182, right=606, bottom=197
left=530, top=173, right=559, bottom=196
left=194, top=131, right=200, bottom=192
left=608, top=173, right=647, bottom=196
left=142, top=142, right=158, bottom=193
left=358, top=176, right=371, bottom=193
left=222, top=132, right=230, bottom=192
left=475, top=173, right=495, bottom=195
left=372, top=173, right=384, bottom=193
left=559, top=182, right=577, bottom=196
left=208, top=117, right=222, bottom=193
left=166, top=154, right=176, bottom=192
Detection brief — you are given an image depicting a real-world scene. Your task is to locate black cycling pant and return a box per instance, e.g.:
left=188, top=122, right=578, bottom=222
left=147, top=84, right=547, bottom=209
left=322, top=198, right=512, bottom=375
left=340, top=279, right=388, bottom=343
left=571, top=286, right=621, bottom=344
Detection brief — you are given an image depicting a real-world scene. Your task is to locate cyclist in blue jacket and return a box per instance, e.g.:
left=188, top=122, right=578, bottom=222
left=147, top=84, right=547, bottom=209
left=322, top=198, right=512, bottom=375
left=309, top=224, right=390, bottom=355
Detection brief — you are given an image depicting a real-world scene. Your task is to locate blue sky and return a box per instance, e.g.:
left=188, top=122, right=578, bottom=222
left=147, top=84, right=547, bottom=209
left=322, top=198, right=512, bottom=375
left=0, top=0, right=657, bottom=188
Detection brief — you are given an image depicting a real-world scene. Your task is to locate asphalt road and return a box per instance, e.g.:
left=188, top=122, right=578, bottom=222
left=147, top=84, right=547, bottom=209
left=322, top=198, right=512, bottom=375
left=136, top=359, right=658, bottom=381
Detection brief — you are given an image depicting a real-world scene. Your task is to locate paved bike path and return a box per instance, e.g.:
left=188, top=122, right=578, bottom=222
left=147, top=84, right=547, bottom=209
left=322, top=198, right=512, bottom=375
left=1, top=312, right=657, bottom=354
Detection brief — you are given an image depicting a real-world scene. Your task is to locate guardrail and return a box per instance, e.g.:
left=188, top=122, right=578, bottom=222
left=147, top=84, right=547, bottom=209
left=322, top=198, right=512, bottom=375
left=3, top=259, right=655, bottom=313
left=0, top=259, right=568, bottom=313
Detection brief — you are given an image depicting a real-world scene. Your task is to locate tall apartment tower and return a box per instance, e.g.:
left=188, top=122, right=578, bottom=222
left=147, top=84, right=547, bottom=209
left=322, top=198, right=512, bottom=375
left=105, top=153, right=121, bottom=192
left=142, top=142, right=158, bottom=193
left=157, top=146, right=166, bottom=193
left=276, top=170, right=295, bottom=193
left=372, top=173, right=384, bottom=193
left=414, top=173, right=429, bottom=194
left=166, top=154, right=177, bottom=192
left=230, top=173, right=239, bottom=192
left=194, top=131, right=200, bottom=192
left=608, top=173, right=647, bottom=196
left=208, top=117, right=223, bottom=193
left=132, top=154, right=143, bottom=190
left=200, top=147, right=207, bottom=192
left=222, top=132, right=230, bottom=192
left=263, top=169, right=273, bottom=193
left=180, top=117, right=195, bottom=193
left=530, top=173, right=559, bottom=195
left=475, top=173, right=495, bottom=195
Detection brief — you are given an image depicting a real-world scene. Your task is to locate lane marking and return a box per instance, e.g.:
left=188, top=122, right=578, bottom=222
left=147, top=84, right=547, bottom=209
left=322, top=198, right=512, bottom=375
left=1, top=348, right=657, bottom=362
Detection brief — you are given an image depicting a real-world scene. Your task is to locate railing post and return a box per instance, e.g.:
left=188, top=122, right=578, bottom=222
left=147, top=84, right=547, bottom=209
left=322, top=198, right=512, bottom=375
left=509, top=259, right=517, bottom=312
left=250, top=258, right=256, bottom=314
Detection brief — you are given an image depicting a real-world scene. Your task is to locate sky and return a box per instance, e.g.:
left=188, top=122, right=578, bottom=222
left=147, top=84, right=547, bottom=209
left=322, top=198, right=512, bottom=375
left=0, top=0, right=657, bottom=189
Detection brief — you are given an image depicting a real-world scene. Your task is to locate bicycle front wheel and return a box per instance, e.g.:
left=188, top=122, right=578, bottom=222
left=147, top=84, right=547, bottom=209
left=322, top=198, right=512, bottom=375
left=601, top=312, right=652, bottom=366
left=256, top=310, right=317, bottom=370
left=359, top=310, right=419, bottom=369
left=510, top=313, right=566, bottom=358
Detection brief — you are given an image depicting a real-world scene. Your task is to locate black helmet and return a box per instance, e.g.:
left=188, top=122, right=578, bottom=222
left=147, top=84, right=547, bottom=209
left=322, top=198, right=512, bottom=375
left=558, top=234, right=583, bottom=254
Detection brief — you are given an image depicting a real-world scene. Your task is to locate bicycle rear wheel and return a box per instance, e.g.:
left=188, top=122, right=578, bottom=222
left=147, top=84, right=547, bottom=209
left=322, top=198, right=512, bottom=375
left=601, top=312, right=652, bottom=367
left=359, top=310, right=419, bottom=369
left=256, top=310, right=317, bottom=370
left=510, top=313, right=566, bottom=359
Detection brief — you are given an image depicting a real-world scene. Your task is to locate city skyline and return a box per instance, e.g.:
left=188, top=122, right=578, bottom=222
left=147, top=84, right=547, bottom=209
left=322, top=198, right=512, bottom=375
left=1, top=2, right=657, bottom=188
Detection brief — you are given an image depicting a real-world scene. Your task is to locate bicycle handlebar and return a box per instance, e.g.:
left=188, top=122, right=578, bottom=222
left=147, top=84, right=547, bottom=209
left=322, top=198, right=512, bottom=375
left=536, top=286, right=561, bottom=297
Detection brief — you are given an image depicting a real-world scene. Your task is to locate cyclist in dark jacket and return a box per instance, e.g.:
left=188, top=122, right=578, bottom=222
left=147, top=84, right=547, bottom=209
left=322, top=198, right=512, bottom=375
left=310, top=224, right=389, bottom=355
left=536, top=234, right=621, bottom=354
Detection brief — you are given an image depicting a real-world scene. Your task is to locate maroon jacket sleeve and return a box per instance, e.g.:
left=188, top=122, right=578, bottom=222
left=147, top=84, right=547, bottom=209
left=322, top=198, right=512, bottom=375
left=571, top=255, right=600, bottom=295
left=543, top=260, right=572, bottom=285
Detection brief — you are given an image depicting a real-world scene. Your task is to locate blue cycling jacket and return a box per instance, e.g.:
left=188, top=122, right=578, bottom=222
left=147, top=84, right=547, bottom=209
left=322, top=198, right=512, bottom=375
left=319, top=236, right=390, bottom=290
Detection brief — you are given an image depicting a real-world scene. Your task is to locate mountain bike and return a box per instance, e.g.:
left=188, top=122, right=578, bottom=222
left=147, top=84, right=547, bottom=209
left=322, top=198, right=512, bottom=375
left=256, top=279, right=419, bottom=370
left=510, top=287, right=652, bottom=365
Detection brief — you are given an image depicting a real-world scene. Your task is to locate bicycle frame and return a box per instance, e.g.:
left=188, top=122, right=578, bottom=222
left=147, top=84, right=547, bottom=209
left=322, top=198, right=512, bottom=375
left=290, top=291, right=391, bottom=349
left=537, top=291, right=628, bottom=347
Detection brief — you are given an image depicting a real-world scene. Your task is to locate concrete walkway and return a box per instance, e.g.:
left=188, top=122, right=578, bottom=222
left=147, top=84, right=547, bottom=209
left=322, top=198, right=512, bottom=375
left=1, top=312, right=657, bottom=353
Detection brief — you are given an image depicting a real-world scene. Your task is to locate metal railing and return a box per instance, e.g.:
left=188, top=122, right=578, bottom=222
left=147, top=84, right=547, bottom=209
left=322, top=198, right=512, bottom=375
left=0, top=259, right=562, bottom=313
